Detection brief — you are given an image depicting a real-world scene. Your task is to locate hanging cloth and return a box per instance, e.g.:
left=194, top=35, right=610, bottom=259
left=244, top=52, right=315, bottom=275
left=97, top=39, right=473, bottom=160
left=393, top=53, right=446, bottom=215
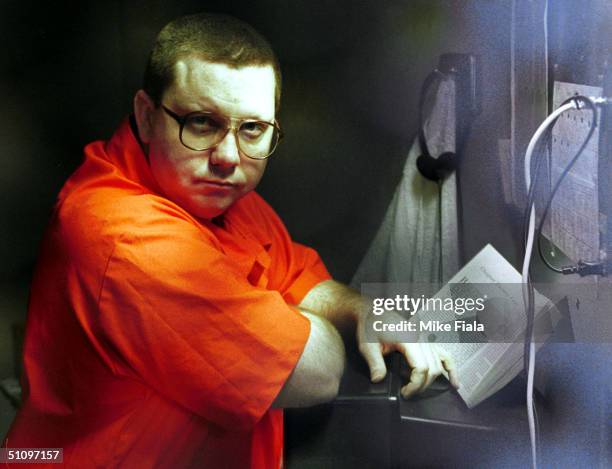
left=351, top=76, right=460, bottom=294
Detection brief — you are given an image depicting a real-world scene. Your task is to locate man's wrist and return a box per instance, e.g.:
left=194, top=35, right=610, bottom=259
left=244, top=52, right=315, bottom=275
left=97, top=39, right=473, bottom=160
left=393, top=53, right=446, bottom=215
left=350, top=295, right=370, bottom=322
left=299, top=280, right=364, bottom=331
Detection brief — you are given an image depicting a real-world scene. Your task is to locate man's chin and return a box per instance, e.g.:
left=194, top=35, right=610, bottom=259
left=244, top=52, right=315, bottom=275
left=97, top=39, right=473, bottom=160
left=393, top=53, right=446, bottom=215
left=168, top=190, right=248, bottom=220
left=187, top=197, right=237, bottom=220
left=186, top=205, right=227, bottom=221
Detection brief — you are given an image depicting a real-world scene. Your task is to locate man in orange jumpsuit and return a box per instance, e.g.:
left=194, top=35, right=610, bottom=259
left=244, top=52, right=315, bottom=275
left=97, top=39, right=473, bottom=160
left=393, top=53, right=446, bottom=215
left=4, top=13, right=457, bottom=468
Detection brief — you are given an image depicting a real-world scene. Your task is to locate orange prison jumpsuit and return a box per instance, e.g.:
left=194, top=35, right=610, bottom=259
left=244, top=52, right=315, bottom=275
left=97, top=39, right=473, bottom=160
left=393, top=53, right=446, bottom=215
left=5, top=117, right=331, bottom=468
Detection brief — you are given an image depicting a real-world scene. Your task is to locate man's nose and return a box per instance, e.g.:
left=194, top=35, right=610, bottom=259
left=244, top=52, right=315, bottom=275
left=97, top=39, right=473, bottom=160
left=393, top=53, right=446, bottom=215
left=210, top=130, right=241, bottom=167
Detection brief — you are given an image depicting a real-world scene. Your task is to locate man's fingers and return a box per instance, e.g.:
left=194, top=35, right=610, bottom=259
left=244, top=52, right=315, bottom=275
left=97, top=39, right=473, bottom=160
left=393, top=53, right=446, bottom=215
left=422, top=344, right=442, bottom=390
left=398, top=343, right=457, bottom=398
left=358, top=341, right=387, bottom=383
left=381, top=343, right=394, bottom=356
left=439, top=349, right=460, bottom=389
left=398, top=343, right=429, bottom=398
left=401, top=366, right=428, bottom=398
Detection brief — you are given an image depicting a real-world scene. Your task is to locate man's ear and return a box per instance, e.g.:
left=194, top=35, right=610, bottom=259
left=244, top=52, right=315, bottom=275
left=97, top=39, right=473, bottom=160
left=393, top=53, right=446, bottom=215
left=133, top=90, right=156, bottom=144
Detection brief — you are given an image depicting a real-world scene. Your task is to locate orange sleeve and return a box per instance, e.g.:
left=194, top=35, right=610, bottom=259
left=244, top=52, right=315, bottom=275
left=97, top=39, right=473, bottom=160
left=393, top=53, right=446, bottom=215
left=246, top=193, right=332, bottom=305
left=92, top=213, right=310, bottom=432
left=280, top=241, right=331, bottom=305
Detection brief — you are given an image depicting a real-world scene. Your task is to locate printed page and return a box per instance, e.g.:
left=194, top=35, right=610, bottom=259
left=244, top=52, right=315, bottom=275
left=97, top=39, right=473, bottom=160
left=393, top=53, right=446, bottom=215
left=439, top=341, right=514, bottom=407
left=412, top=244, right=557, bottom=407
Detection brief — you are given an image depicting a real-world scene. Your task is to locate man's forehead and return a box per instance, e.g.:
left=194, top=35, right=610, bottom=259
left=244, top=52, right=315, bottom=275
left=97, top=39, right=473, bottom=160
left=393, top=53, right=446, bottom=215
left=168, top=57, right=276, bottom=119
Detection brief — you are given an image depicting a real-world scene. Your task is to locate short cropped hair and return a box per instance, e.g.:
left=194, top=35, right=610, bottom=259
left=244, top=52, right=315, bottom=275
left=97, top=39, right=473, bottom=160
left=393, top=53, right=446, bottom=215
left=143, top=13, right=282, bottom=111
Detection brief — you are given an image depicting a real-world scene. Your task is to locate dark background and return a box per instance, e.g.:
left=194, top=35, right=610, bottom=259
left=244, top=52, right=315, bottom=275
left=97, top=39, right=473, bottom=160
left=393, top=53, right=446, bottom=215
left=2, top=2, right=611, bottom=461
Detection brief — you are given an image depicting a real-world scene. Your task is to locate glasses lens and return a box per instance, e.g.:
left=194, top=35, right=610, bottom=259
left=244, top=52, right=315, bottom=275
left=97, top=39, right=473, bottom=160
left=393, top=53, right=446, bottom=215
left=237, top=121, right=279, bottom=159
left=181, top=114, right=226, bottom=151
left=179, top=113, right=280, bottom=158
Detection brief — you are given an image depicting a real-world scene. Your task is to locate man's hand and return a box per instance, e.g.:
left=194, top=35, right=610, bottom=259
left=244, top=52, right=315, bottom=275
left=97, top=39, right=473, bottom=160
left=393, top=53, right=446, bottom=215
left=299, top=280, right=460, bottom=398
left=356, top=309, right=459, bottom=398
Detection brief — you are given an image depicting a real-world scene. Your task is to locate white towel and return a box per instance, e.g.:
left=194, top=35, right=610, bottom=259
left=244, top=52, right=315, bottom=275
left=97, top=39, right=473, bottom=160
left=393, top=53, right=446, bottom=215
left=351, top=77, right=460, bottom=294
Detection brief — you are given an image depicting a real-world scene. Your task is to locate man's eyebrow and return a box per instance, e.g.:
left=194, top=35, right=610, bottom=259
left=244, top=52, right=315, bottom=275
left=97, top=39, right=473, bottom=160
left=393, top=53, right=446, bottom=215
left=189, top=107, right=271, bottom=122
left=174, top=96, right=272, bottom=121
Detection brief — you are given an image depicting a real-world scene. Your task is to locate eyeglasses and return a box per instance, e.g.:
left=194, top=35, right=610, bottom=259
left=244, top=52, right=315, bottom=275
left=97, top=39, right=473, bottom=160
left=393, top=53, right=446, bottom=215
left=161, top=105, right=283, bottom=160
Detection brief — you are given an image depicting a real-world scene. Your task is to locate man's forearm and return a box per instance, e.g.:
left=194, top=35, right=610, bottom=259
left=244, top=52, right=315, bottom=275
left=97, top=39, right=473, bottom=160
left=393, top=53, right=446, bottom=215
left=298, top=279, right=363, bottom=335
left=298, top=280, right=460, bottom=394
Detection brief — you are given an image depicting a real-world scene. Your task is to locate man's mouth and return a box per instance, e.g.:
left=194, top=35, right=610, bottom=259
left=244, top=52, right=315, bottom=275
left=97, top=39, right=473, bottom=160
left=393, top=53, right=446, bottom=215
left=193, top=179, right=240, bottom=194
left=196, top=179, right=236, bottom=187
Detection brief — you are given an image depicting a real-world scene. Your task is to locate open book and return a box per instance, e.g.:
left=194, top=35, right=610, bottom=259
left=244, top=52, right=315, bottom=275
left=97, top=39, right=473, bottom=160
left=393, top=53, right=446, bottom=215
left=412, top=244, right=559, bottom=408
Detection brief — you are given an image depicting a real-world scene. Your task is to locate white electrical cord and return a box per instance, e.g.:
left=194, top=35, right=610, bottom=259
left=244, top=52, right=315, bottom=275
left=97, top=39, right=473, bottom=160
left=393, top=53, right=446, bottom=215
left=522, top=100, right=578, bottom=469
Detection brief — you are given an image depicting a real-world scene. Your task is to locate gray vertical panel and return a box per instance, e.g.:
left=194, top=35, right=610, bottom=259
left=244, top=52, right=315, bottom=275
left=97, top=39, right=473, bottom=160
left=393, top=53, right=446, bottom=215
left=510, top=0, right=549, bottom=210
